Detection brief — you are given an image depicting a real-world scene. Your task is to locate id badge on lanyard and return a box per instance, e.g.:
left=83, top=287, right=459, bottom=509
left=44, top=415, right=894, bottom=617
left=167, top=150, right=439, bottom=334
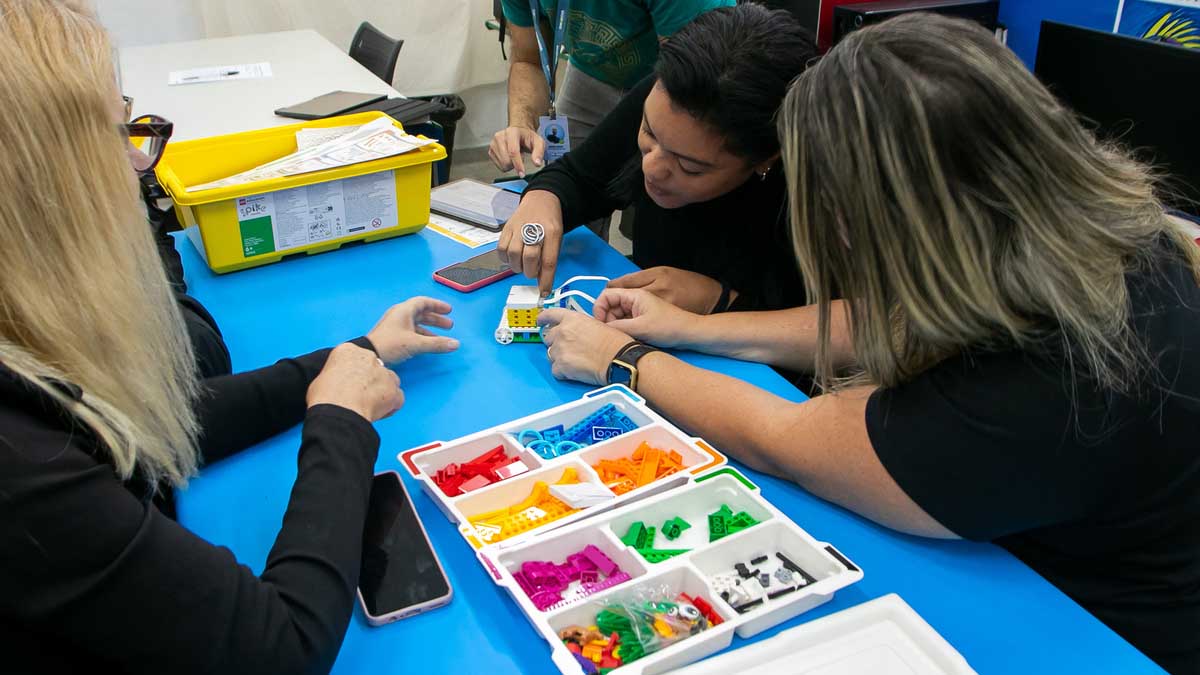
left=530, top=0, right=572, bottom=162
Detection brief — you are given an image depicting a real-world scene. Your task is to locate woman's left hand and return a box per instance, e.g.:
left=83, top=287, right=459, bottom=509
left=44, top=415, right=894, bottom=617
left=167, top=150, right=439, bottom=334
left=538, top=309, right=634, bottom=385
left=607, top=266, right=729, bottom=315
left=367, top=297, right=460, bottom=363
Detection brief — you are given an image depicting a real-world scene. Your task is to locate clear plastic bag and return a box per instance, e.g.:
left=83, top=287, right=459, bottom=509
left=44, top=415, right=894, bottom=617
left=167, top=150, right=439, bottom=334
left=592, top=584, right=712, bottom=665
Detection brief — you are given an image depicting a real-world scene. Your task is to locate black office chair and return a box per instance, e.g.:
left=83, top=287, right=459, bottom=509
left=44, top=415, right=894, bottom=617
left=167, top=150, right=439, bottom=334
left=349, top=21, right=404, bottom=84
left=737, top=0, right=820, bottom=35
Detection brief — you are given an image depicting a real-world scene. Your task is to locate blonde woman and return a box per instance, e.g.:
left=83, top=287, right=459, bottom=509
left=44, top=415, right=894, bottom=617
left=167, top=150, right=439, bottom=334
left=538, top=14, right=1200, bottom=674
left=0, top=2, right=458, bottom=672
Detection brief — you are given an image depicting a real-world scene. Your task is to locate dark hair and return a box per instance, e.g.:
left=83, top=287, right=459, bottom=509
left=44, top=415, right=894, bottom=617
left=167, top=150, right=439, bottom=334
left=656, top=3, right=817, bottom=163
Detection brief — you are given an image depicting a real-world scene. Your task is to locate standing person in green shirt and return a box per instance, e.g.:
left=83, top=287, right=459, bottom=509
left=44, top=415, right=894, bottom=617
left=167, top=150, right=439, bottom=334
left=488, top=0, right=733, bottom=180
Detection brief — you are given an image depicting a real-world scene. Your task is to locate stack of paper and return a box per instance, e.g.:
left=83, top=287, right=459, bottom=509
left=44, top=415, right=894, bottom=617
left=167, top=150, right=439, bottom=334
left=186, top=117, right=435, bottom=192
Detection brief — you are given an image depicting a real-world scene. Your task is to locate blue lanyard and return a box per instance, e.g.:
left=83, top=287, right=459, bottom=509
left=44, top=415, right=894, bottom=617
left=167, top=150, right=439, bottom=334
left=529, top=0, right=570, bottom=117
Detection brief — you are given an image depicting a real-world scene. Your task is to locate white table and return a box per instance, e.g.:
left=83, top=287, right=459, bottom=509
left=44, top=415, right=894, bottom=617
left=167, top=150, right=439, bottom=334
left=119, top=30, right=401, bottom=141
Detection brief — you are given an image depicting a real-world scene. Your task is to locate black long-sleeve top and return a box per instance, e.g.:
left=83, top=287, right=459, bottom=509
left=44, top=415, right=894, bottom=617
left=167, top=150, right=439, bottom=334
left=526, top=75, right=807, bottom=312
left=0, top=339, right=378, bottom=674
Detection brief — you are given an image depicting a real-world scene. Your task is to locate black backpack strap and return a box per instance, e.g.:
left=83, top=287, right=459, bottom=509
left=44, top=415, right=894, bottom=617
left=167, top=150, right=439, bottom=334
left=495, top=0, right=508, bottom=59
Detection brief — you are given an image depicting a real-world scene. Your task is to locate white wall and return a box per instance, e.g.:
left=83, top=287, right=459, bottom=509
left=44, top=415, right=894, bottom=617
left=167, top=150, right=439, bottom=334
left=94, top=0, right=203, bottom=46
left=94, top=0, right=509, bottom=148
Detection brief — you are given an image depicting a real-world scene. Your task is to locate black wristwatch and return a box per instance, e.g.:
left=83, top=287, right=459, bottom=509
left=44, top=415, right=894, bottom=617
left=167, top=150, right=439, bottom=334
left=606, top=342, right=660, bottom=392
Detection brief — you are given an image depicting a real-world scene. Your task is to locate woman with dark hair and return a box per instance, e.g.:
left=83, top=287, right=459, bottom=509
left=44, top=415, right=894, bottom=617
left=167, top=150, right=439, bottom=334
left=497, top=4, right=817, bottom=314
left=537, top=14, right=1200, bottom=674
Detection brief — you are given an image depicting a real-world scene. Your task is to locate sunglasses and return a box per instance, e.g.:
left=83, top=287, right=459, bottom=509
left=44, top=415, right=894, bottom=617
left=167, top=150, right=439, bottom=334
left=121, top=96, right=173, bottom=173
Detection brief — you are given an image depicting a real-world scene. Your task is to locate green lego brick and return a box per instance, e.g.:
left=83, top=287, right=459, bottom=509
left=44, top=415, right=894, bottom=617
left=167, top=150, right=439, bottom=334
left=638, top=548, right=691, bottom=563
left=620, top=521, right=648, bottom=548
left=661, top=516, right=692, bottom=541
left=708, top=513, right=729, bottom=542
left=728, top=511, right=760, bottom=534
left=644, top=526, right=656, bottom=549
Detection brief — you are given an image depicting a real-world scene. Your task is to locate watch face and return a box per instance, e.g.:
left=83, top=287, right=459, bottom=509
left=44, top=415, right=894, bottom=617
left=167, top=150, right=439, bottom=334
left=607, top=361, right=633, bottom=387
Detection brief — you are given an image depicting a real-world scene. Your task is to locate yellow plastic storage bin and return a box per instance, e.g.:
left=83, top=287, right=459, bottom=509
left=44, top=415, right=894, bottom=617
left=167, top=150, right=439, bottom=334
left=154, top=112, right=446, bottom=273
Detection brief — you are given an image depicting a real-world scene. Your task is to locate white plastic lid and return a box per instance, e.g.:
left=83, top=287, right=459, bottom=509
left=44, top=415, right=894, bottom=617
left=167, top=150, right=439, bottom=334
left=666, top=594, right=976, bottom=675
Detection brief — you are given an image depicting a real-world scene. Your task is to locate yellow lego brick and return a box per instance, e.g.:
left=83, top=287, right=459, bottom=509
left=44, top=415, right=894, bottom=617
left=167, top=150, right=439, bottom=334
left=507, top=307, right=541, bottom=328
left=467, top=467, right=583, bottom=543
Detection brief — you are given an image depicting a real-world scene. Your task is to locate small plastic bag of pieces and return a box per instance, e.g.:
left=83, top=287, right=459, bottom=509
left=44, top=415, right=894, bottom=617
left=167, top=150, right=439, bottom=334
left=591, top=585, right=713, bottom=666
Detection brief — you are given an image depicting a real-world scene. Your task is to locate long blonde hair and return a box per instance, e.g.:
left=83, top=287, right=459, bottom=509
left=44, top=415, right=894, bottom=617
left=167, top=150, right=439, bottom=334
left=0, top=0, right=200, bottom=488
left=780, top=13, right=1200, bottom=393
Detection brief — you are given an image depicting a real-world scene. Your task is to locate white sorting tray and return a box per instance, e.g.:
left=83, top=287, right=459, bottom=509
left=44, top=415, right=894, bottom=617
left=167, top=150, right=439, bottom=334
left=399, top=386, right=864, bottom=674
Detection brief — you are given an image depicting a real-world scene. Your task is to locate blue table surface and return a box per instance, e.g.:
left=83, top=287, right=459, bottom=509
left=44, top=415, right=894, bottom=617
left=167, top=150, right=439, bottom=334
left=175, top=226, right=1160, bottom=674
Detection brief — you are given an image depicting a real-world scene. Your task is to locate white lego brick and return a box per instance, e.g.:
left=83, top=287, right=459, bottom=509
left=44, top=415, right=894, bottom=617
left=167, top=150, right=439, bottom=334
left=507, top=285, right=542, bottom=309
left=550, top=482, right=617, bottom=509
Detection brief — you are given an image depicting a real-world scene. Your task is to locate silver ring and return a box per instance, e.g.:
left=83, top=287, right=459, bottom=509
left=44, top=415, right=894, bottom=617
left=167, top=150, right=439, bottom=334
left=521, top=222, right=545, bottom=246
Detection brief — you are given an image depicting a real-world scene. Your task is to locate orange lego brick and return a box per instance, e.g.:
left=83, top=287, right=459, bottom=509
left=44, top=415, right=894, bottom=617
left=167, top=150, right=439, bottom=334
left=607, top=478, right=635, bottom=495
left=594, top=459, right=624, bottom=476
left=582, top=644, right=603, bottom=663
left=637, top=448, right=662, bottom=486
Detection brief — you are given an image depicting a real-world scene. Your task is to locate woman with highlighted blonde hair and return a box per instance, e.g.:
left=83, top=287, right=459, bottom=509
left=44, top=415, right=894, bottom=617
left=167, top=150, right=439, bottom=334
left=539, top=14, right=1200, bottom=673
left=0, top=1, right=459, bottom=672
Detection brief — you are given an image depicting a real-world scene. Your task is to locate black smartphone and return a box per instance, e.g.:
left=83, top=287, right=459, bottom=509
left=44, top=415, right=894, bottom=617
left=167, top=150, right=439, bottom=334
left=432, top=247, right=517, bottom=292
left=357, top=471, right=453, bottom=625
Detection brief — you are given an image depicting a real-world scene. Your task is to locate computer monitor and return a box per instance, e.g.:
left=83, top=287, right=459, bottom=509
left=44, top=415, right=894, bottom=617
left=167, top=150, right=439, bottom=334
left=1035, top=21, right=1200, bottom=215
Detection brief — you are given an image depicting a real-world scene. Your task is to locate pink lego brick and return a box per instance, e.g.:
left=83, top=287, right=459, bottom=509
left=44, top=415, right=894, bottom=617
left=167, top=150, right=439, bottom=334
left=545, top=571, right=633, bottom=612
left=582, top=545, right=618, bottom=576
left=530, top=590, right=563, bottom=611
left=566, top=552, right=596, bottom=574
left=458, top=475, right=492, bottom=492
left=583, top=570, right=631, bottom=593
left=512, top=570, right=534, bottom=596
left=494, top=460, right=530, bottom=480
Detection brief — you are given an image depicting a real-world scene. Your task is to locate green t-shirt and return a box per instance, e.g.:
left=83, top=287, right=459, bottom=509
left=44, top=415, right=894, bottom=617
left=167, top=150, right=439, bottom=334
left=502, top=0, right=734, bottom=90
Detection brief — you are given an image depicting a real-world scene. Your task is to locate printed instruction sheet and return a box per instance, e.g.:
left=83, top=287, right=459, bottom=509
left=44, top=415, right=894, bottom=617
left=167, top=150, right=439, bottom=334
left=426, top=214, right=503, bottom=248
left=187, top=117, right=434, bottom=192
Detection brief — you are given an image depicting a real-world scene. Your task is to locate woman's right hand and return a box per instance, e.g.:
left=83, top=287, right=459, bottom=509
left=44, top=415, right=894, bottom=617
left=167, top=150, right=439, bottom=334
left=497, top=189, right=565, bottom=296
left=306, top=343, right=405, bottom=422
left=592, top=288, right=702, bottom=349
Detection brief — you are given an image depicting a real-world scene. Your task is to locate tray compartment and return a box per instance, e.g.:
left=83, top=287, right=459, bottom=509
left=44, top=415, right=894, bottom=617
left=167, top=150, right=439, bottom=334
left=607, top=474, right=773, bottom=564
left=501, top=392, right=657, bottom=458
left=496, top=525, right=648, bottom=613
left=546, top=565, right=736, bottom=675
left=578, top=424, right=722, bottom=495
left=409, top=432, right=541, bottom=497
left=689, top=520, right=853, bottom=637
left=455, top=460, right=614, bottom=546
